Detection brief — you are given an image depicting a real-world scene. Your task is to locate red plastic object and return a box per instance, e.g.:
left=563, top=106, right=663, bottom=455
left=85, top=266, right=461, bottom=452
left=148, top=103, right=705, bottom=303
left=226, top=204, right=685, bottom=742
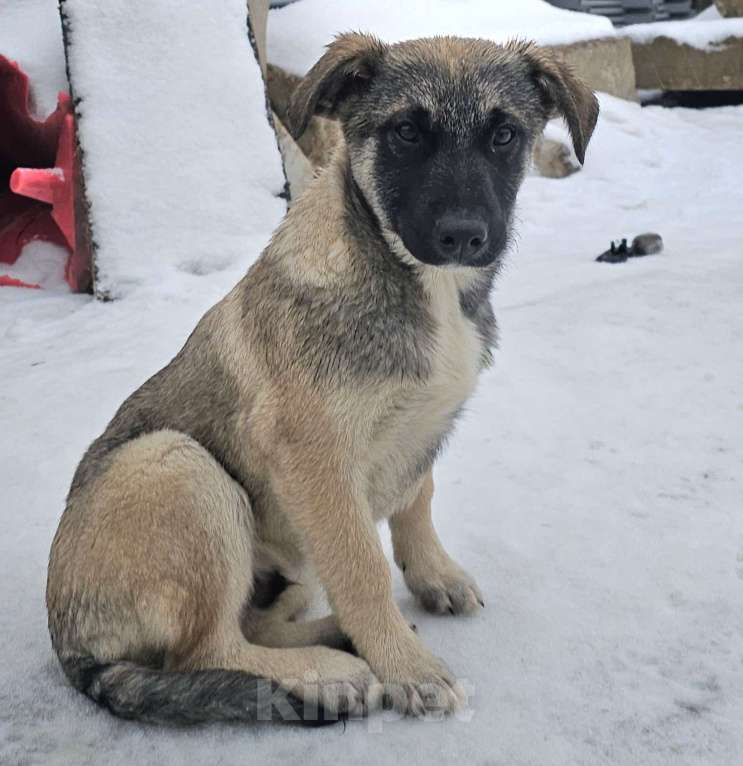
left=0, top=54, right=85, bottom=290
left=0, top=274, right=40, bottom=289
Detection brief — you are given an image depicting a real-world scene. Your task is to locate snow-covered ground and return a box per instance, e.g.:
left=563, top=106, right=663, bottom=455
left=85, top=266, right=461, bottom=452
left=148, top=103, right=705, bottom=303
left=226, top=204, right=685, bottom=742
left=2, top=6, right=743, bottom=766
left=2, top=91, right=742, bottom=766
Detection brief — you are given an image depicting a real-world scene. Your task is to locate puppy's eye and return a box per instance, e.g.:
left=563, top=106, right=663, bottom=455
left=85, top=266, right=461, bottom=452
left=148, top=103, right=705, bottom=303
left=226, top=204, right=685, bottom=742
left=395, top=121, right=420, bottom=143
left=491, top=125, right=515, bottom=148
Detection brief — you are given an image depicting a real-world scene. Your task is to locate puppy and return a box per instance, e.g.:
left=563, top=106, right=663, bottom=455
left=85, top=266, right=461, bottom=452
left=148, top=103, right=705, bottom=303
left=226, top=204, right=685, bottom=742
left=47, top=34, right=598, bottom=724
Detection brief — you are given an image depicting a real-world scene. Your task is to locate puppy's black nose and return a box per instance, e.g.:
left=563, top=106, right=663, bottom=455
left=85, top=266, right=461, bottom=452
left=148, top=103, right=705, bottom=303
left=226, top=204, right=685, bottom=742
left=434, top=215, right=489, bottom=264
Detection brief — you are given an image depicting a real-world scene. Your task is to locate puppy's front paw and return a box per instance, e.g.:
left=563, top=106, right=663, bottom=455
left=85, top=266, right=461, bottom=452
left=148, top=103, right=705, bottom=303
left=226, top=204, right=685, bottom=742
left=381, top=646, right=465, bottom=717
left=290, top=648, right=381, bottom=718
left=404, top=562, right=484, bottom=615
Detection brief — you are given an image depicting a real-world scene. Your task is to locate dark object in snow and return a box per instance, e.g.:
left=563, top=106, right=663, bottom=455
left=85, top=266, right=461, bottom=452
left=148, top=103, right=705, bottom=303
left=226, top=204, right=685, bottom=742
left=641, top=90, right=743, bottom=110
left=597, top=238, right=630, bottom=263
left=596, top=233, right=664, bottom=263
left=545, top=1, right=693, bottom=25
left=631, top=232, right=664, bottom=256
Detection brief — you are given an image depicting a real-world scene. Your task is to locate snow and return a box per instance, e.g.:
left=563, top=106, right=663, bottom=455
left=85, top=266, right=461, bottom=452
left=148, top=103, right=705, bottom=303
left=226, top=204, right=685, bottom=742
left=268, top=0, right=615, bottom=76
left=624, top=5, right=743, bottom=50
left=60, top=0, right=287, bottom=298
left=2, top=89, right=742, bottom=764
left=0, top=0, right=68, bottom=119
left=2, top=5, right=743, bottom=766
left=0, top=240, right=70, bottom=290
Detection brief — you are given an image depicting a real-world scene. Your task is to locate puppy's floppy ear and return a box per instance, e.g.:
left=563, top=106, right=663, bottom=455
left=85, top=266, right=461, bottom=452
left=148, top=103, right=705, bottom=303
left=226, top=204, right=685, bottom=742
left=287, top=32, right=387, bottom=139
left=513, top=41, right=600, bottom=165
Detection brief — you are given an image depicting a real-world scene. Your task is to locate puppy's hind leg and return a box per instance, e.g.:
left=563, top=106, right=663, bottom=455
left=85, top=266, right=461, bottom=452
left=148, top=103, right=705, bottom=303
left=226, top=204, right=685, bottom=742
left=246, top=582, right=354, bottom=651
left=196, top=631, right=378, bottom=718
left=48, top=430, right=377, bottom=724
left=191, top=580, right=378, bottom=718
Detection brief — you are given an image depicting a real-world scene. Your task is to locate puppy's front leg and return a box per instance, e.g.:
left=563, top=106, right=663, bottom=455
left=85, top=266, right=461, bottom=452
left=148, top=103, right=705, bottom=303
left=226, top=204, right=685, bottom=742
left=390, top=471, right=484, bottom=615
left=273, top=445, right=464, bottom=716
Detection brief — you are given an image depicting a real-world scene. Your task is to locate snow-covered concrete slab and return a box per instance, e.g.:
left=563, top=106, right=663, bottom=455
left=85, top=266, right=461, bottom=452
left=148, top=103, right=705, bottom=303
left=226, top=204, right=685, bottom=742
left=624, top=5, right=743, bottom=50
left=268, top=0, right=615, bottom=76
left=60, top=0, right=286, bottom=298
left=626, top=6, right=743, bottom=90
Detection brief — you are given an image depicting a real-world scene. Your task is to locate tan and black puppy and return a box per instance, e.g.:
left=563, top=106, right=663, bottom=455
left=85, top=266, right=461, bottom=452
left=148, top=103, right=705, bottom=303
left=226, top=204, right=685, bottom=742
left=47, top=34, right=598, bottom=725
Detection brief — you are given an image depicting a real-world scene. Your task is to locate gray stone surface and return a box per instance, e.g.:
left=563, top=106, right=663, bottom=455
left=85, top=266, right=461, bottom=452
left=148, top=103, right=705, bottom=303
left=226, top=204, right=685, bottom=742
left=247, top=0, right=269, bottom=75
left=716, top=0, right=743, bottom=17
left=545, top=37, right=638, bottom=101
left=532, top=137, right=581, bottom=179
left=632, top=34, right=743, bottom=89
left=272, top=114, right=316, bottom=203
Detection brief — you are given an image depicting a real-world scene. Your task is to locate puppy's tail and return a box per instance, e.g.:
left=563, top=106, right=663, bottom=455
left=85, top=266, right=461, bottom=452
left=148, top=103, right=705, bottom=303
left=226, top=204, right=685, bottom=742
left=60, top=655, right=334, bottom=727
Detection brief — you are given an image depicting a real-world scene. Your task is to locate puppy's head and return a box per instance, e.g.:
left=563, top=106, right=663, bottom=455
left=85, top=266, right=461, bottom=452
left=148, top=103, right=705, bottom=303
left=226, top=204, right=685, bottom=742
left=288, top=34, right=599, bottom=269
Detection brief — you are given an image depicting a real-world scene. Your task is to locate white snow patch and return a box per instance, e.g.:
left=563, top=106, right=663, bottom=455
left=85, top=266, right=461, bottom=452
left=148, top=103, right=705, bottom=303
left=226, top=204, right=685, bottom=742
left=624, top=5, right=743, bottom=50
left=61, top=0, right=286, bottom=298
left=1, top=240, right=70, bottom=291
left=0, top=0, right=68, bottom=119
left=267, top=0, right=615, bottom=76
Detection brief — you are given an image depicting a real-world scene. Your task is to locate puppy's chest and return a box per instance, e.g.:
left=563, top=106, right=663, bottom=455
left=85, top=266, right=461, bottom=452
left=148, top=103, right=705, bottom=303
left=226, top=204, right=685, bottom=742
left=366, top=276, right=483, bottom=519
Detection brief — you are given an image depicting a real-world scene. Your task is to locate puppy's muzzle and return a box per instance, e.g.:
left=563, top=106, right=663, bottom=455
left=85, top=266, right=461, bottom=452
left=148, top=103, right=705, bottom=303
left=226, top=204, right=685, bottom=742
left=433, top=215, right=490, bottom=265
